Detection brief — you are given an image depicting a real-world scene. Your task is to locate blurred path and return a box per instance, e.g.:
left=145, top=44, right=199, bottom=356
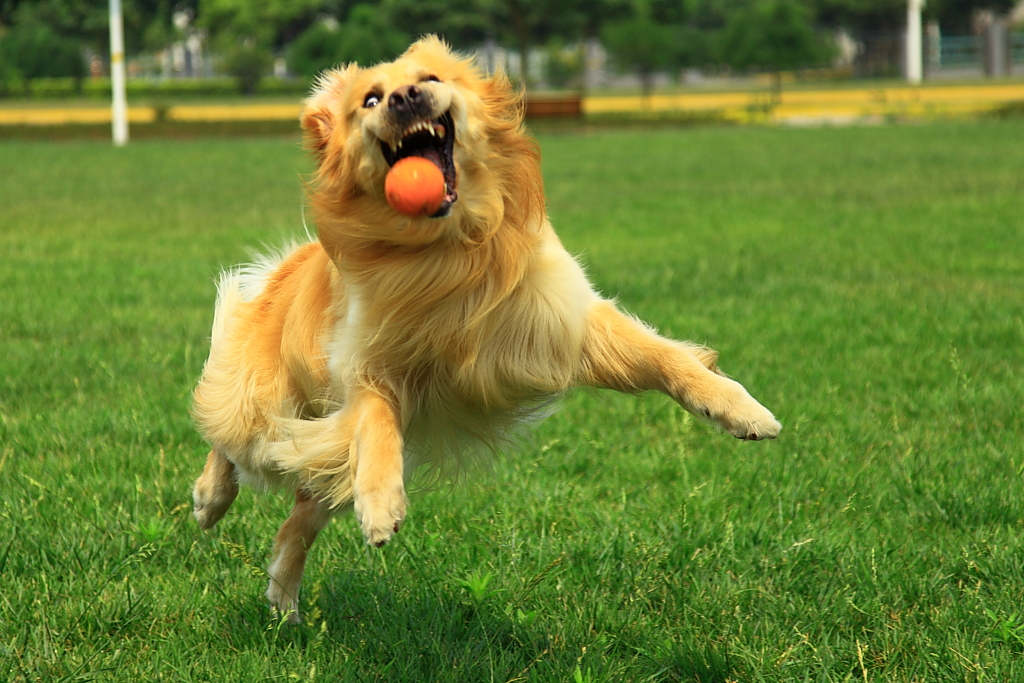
left=0, top=103, right=301, bottom=125
left=1, top=82, right=1022, bottom=127
left=584, top=82, right=1024, bottom=124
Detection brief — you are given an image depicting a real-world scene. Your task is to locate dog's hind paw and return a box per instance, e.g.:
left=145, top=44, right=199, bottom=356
left=192, top=456, right=239, bottom=529
left=193, top=488, right=234, bottom=529
left=266, top=582, right=302, bottom=625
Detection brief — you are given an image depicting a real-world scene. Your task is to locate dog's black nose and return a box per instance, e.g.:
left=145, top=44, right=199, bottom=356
left=388, top=85, right=423, bottom=114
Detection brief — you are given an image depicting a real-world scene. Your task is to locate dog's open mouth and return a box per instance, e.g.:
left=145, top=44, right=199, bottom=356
left=380, top=111, right=457, bottom=218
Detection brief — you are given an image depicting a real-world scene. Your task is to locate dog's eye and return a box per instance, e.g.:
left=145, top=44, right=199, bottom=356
left=423, top=75, right=441, bottom=83
left=363, top=93, right=381, bottom=108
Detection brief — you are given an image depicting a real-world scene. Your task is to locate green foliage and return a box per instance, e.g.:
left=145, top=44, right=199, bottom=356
left=0, top=16, right=86, bottom=82
left=926, top=0, right=1018, bottom=34
left=0, top=47, right=20, bottom=95
left=812, top=0, right=907, bottom=33
left=331, top=4, right=408, bottom=67
left=457, top=570, right=504, bottom=604
left=288, top=6, right=408, bottom=79
left=287, top=21, right=342, bottom=80
left=223, top=40, right=274, bottom=95
left=722, top=0, right=834, bottom=72
left=986, top=609, right=1024, bottom=650
left=720, top=0, right=834, bottom=98
left=671, top=23, right=716, bottom=68
left=601, top=16, right=676, bottom=96
left=198, top=0, right=323, bottom=47
left=0, top=76, right=307, bottom=99
left=4, top=0, right=108, bottom=49
left=598, top=0, right=717, bottom=93
left=381, top=0, right=490, bottom=48
left=3, top=0, right=183, bottom=56
left=544, top=40, right=583, bottom=89
left=817, top=0, right=1021, bottom=37
left=3, top=121, right=1024, bottom=680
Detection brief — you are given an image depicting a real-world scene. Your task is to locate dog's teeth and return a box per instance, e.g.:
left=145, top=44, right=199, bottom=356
left=436, top=125, right=445, bottom=139
left=397, top=140, right=403, bottom=150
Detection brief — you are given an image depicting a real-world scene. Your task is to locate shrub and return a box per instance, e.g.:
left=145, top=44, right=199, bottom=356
left=288, top=22, right=341, bottom=80
left=545, top=41, right=583, bottom=89
left=223, top=42, right=274, bottom=95
left=0, top=76, right=307, bottom=101
left=0, top=51, right=23, bottom=96
left=0, top=19, right=86, bottom=82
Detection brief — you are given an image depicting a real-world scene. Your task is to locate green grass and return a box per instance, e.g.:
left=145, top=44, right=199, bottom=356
left=2, top=121, right=1024, bottom=682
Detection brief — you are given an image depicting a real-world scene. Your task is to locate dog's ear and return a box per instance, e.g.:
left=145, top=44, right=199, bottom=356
left=301, top=65, right=357, bottom=157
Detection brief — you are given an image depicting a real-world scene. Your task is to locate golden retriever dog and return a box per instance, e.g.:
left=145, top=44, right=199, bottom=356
left=191, top=36, right=780, bottom=623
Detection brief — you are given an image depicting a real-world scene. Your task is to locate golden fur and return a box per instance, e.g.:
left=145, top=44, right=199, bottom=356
left=191, top=37, right=780, bottom=622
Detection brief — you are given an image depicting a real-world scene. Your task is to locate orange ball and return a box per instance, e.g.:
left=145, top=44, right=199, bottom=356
left=384, top=157, right=446, bottom=217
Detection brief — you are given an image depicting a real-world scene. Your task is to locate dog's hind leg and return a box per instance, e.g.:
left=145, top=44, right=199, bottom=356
left=265, top=487, right=334, bottom=624
left=192, top=448, right=239, bottom=530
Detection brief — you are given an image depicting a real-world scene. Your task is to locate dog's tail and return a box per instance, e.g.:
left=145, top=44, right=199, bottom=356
left=208, top=271, right=245, bottom=357
left=263, top=413, right=356, bottom=510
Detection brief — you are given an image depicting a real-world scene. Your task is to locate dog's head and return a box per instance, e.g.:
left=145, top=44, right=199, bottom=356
left=302, top=36, right=543, bottom=251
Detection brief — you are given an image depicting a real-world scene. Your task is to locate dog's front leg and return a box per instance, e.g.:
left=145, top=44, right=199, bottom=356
left=577, top=300, right=781, bottom=440
left=350, top=389, right=407, bottom=547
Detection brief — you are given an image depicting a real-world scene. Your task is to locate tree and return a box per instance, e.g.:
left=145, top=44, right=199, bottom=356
left=332, top=4, right=407, bottom=65
left=491, top=0, right=553, bottom=84
left=197, top=0, right=324, bottom=47
left=0, top=15, right=86, bottom=81
left=2, top=0, right=194, bottom=57
left=811, top=0, right=905, bottom=33
left=720, top=0, right=833, bottom=100
left=197, top=0, right=324, bottom=92
left=137, top=0, right=202, bottom=53
left=601, top=16, right=676, bottom=98
left=926, top=0, right=1017, bottom=34
left=380, top=0, right=490, bottom=49
left=288, top=21, right=341, bottom=78
left=808, top=0, right=1016, bottom=76
left=288, top=4, right=407, bottom=79
left=671, top=23, right=716, bottom=70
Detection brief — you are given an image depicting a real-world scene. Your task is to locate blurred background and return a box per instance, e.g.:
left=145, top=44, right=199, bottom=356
left=1, top=0, right=1022, bottom=102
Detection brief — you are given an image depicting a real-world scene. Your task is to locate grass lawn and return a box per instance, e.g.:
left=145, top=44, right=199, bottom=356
left=2, top=121, right=1023, bottom=682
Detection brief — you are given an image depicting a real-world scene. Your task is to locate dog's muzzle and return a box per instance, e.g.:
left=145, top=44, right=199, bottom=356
left=380, top=85, right=458, bottom=218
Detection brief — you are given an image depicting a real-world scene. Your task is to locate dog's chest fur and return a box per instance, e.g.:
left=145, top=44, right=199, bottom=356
left=327, top=228, right=596, bottom=416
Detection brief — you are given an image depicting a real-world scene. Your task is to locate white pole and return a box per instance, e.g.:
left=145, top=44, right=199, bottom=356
left=906, top=0, right=924, bottom=84
left=109, top=0, right=129, bottom=146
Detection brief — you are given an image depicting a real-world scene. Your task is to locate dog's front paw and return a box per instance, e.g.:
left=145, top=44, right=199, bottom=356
left=354, top=485, right=407, bottom=547
left=717, top=394, right=781, bottom=441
